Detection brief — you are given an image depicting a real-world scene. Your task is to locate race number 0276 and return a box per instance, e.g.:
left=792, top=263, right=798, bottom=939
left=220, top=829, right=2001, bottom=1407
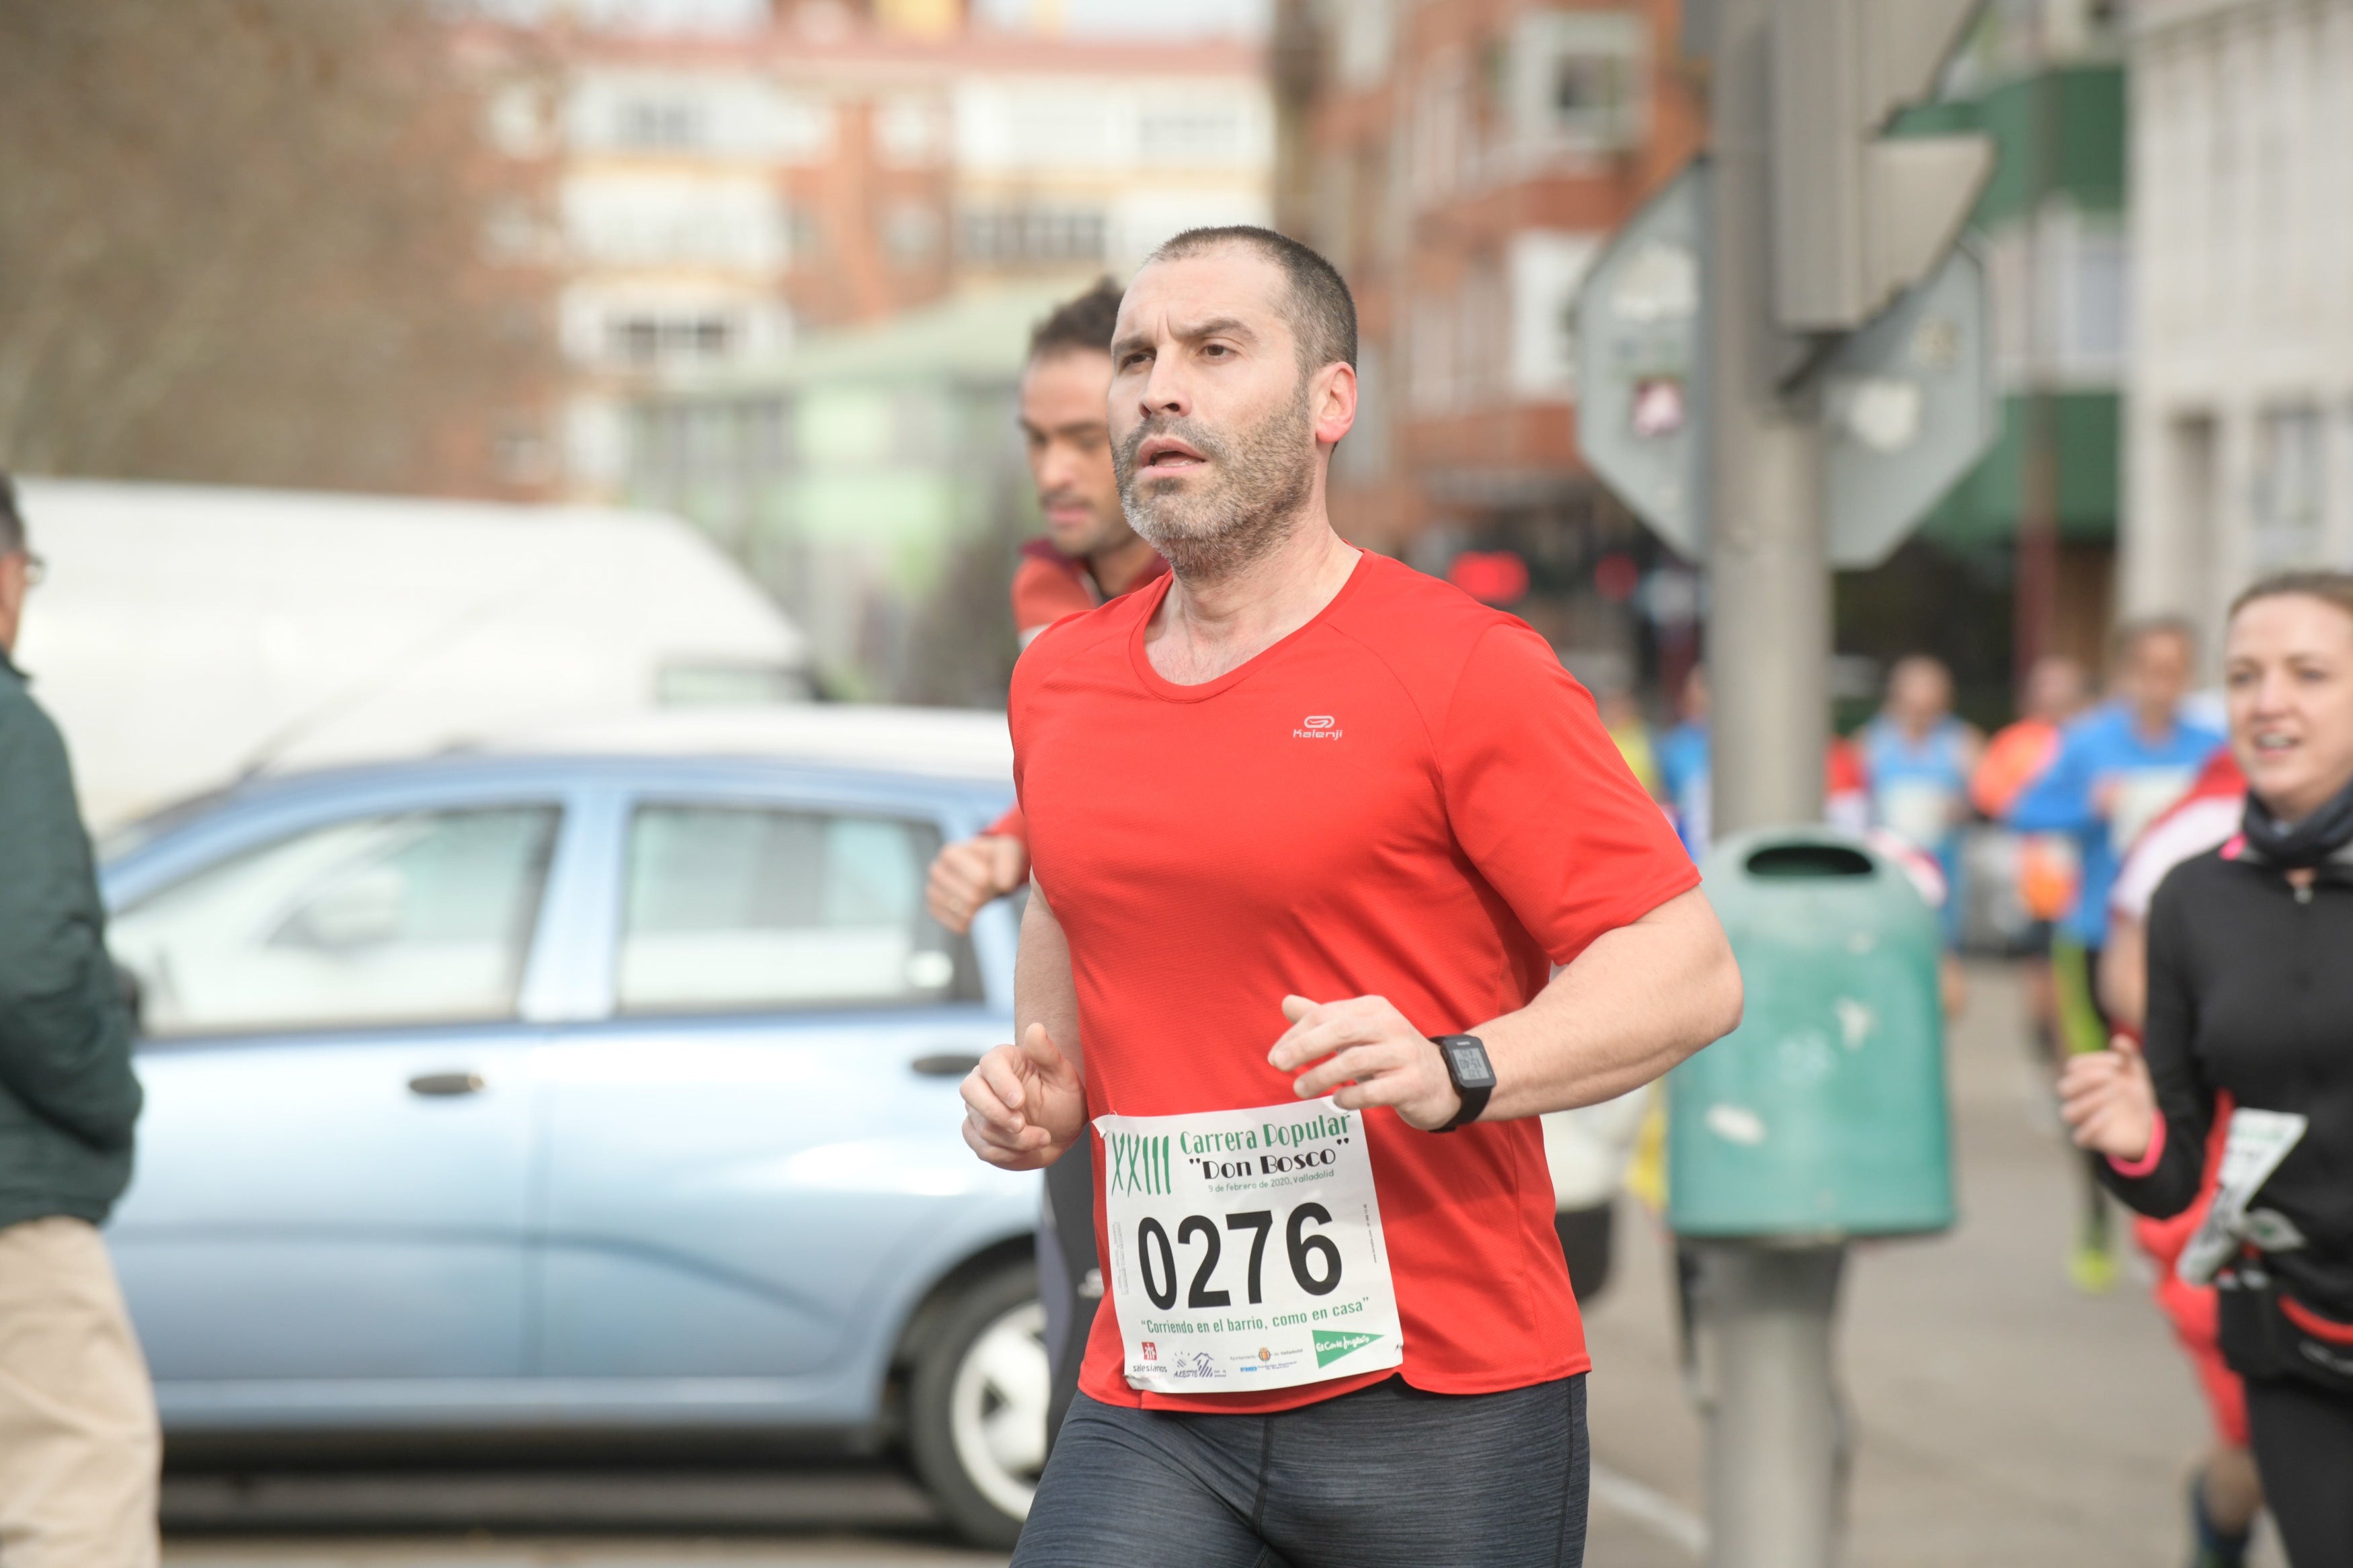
left=1133, top=1202, right=1344, bottom=1311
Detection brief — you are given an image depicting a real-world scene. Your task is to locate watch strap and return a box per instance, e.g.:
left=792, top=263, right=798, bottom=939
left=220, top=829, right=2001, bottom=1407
left=1433, top=1079, right=1492, bottom=1132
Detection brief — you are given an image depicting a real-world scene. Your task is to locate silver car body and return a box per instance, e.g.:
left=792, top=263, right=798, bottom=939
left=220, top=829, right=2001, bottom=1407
left=99, top=707, right=1035, bottom=1441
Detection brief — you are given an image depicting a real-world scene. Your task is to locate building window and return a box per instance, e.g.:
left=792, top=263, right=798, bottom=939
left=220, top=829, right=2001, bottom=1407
left=561, top=175, right=787, bottom=268
left=959, top=206, right=1107, bottom=267
left=616, top=318, right=662, bottom=366
left=1509, top=231, right=1603, bottom=399
left=2254, top=406, right=2327, bottom=570
left=875, top=95, right=945, bottom=166
left=786, top=204, right=824, bottom=262
left=493, top=418, right=553, bottom=485
left=482, top=196, right=543, bottom=262
left=609, top=315, right=737, bottom=368
left=617, top=97, right=702, bottom=150
left=2046, top=208, right=2129, bottom=380
left=1509, top=11, right=1647, bottom=157
left=1409, top=54, right=1471, bottom=205
left=1334, top=0, right=1397, bottom=88
left=1139, top=104, right=1243, bottom=163
left=486, top=82, right=553, bottom=158
left=883, top=202, right=941, bottom=264
left=770, top=93, right=835, bottom=162
left=1461, top=260, right=1504, bottom=407
left=1408, top=292, right=1456, bottom=415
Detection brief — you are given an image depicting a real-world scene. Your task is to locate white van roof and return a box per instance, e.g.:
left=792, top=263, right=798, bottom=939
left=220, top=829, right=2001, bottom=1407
left=13, top=478, right=810, bottom=825
left=489, top=704, right=1012, bottom=782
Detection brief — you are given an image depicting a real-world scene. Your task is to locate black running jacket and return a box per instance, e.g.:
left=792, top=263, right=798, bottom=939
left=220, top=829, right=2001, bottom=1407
left=2101, top=843, right=2353, bottom=1327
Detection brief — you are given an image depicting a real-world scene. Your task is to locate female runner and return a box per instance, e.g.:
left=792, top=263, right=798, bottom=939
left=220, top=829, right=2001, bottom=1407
left=2063, top=572, right=2353, bottom=1564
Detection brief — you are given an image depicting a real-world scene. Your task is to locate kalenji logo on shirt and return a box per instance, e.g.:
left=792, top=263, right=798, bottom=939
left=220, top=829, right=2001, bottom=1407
left=1295, top=714, right=1343, bottom=741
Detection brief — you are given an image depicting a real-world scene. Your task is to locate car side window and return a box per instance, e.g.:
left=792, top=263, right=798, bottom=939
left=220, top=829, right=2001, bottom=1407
left=617, top=803, right=979, bottom=1014
left=110, top=807, right=560, bottom=1038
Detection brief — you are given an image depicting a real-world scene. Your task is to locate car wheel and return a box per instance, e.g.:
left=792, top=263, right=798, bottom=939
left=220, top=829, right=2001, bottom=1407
left=910, top=1264, right=1050, bottom=1549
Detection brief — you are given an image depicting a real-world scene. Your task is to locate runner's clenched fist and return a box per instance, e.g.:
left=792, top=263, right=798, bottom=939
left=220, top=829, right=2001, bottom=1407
left=1270, top=994, right=1472, bottom=1131
left=961, top=1022, right=1086, bottom=1169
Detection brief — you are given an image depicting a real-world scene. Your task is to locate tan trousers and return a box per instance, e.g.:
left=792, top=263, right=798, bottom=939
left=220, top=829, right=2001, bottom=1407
left=0, top=1218, right=159, bottom=1568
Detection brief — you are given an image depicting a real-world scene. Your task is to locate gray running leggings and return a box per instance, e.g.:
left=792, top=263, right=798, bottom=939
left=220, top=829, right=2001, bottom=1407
left=1012, top=1374, right=1588, bottom=1568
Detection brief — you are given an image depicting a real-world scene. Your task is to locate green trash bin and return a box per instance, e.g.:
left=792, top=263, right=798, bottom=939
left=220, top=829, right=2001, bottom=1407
left=1668, top=827, right=1956, bottom=1240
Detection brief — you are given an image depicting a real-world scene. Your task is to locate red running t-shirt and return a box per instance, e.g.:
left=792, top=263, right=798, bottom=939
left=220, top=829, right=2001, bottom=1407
left=1011, top=550, right=1700, bottom=1413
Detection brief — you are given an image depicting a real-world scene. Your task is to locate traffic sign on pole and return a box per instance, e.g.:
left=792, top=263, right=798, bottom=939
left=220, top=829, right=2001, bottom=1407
left=1824, top=241, right=1997, bottom=567
left=1577, top=163, right=1994, bottom=570
left=1770, top=0, right=1993, bottom=332
left=1574, top=163, right=1709, bottom=559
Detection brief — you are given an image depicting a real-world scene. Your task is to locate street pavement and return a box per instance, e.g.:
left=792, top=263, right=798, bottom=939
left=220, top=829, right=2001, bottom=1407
left=164, top=962, right=2284, bottom=1566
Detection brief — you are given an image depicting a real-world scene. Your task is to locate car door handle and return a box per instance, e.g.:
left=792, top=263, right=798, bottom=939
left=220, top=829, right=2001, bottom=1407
left=408, top=1071, right=486, bottom=1098
left=910, top=1053, right=983, bottom=1079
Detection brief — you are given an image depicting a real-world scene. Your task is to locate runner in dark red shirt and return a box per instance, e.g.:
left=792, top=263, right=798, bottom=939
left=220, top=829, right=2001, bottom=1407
left=915, top=282, right=1172, bottom=1468
left=924, top=280, right=1167, bottom=937
left=959, top=226, right=1742, bottom=1567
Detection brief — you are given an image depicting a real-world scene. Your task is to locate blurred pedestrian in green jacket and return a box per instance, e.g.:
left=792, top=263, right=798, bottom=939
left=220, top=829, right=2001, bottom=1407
left=0, top=472, right=159, bottom=1568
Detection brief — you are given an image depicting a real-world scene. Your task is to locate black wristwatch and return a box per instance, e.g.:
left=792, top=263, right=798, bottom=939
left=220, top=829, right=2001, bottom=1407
left=1429, top=1034, right=1496, bottom=1132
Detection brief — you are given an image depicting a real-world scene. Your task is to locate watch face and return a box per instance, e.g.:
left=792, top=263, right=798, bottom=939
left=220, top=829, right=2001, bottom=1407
left=1447, top=1042, right=1496, bottom=1087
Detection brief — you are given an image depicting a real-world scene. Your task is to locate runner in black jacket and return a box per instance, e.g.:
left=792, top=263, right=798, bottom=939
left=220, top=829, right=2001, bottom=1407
left=2064, top=571, right=2353, bottom=1566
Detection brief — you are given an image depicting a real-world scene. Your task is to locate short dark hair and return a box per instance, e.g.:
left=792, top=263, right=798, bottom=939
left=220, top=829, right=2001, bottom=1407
left=1147, top=225, right=1357, bottom=375
left=1029, top=278, right=1123, bottom=363
left=2114, top=614, right=2198, bottom=661
left=0, top=474, right=22, bottom=558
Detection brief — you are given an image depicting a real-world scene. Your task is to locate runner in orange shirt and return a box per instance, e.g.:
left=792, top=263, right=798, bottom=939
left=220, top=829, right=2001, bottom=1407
left=1970, top=655, right=2089, bottom=1069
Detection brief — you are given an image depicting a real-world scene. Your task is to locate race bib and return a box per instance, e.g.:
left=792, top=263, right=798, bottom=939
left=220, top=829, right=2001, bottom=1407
left=1096, top=1099, right=1404, bottom=1395
left=2178, top=1108, right=2309, bottom=1286
left=1876, top=778, right=1958, bottom=850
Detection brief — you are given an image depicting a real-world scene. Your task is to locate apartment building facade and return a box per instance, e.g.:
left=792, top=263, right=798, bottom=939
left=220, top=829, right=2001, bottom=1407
left=1276, top=0, right=1703, bottom=690
left=2120, top=0, right=2353, bottom=649
left=459, top=3, right=1271, bottom=503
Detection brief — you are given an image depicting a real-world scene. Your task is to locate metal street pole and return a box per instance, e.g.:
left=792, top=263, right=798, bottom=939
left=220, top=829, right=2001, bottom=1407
left=2013, top=58, right=2061, bottom=686
left=1700, top=0, right=1844, bottom=1563
left=1706, top=0, right=1827, bottom=835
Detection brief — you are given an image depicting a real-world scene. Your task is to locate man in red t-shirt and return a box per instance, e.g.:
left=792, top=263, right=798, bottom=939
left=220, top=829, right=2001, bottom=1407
left=924, top=280, right=1168, bottom=940
left=960, top=226, right=1743, bottom=1566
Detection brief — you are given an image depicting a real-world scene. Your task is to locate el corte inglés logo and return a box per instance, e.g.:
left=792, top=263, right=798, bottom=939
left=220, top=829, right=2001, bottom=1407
left=1312, top=1328, right=1382, bottom=1368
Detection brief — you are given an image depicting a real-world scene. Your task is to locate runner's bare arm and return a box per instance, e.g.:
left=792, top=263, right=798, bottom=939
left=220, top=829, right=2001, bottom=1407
left=958, top=880, right=1088, bottom=1168
left=1012, top=879, right=1084, bottom=1082
left=1271, top=885, right=1740, bottom=1129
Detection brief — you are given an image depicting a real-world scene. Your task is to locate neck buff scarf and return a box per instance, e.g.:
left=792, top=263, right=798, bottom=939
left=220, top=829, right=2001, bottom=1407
left=2243, top=769, right=2353, bottom=869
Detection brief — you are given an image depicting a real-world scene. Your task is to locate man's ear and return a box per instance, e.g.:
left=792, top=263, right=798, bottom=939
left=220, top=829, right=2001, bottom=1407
left=1311, top=361, right=1357, bottom=448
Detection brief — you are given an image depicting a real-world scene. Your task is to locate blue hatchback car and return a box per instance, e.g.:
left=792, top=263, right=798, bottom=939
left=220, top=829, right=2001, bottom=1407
left=98, top=707, right=1046, bottom=1546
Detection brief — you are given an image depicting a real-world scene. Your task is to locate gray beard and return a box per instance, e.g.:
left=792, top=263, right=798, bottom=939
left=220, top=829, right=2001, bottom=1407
left=1115, top=384, right=1315, bottom=586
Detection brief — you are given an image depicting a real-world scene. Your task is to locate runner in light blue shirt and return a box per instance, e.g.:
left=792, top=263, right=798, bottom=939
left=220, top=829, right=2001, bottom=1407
left=1861, top=655, right=1982, bottom=942
left=2007, top=620, right=2223, bottom=954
